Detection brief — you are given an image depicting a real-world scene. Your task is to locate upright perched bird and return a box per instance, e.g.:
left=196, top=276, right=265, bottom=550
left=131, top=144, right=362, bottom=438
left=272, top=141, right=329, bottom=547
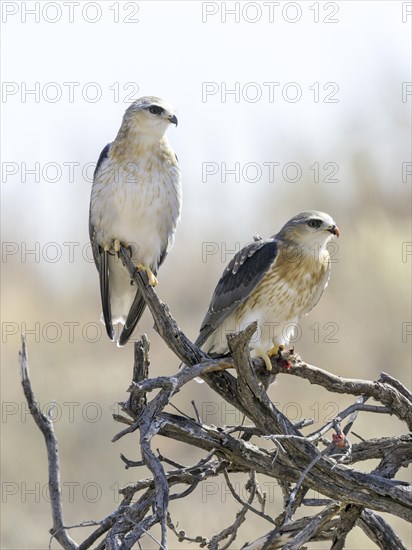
left=195, top=211, right=340, bottom=370
left=89, top=96, right=181, bottom=346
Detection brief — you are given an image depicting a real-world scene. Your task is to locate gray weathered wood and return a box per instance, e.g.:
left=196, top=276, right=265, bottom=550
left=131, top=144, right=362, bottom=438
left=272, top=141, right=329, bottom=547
left=19, top=249, right=412, bottom=548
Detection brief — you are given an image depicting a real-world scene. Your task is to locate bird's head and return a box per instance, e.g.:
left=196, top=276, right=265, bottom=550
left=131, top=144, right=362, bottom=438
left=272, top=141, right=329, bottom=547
left=122, top=96, right=178, bottom=140
left=277, top=211, right=340, bottom=250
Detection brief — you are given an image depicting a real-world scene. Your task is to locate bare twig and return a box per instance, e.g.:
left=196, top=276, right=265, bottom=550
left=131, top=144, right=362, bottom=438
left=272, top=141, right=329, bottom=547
left=222, top=469, right=278, bottom=526
left=357, top=508, right=408, bottom=550
left=19, top=262, right=412, bottom=549
left=271, top=356, right=412, bottom=430
left=241, top=516, right=340, bottom=548
left=167, top=514, right=209, bottom=547
left=283, top=502, right=341, bottom=550
left=379, top=372, right=412, bottom=403
left=209, top=470, right=257, bottom=549
left=19, top=337, right=77, bottom=550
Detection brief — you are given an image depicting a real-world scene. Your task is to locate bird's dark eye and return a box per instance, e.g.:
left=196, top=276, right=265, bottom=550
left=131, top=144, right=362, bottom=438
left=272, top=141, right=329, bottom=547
left=308, top=219, right=322, bottom=229
left=149, top=106, right=163, bottom=115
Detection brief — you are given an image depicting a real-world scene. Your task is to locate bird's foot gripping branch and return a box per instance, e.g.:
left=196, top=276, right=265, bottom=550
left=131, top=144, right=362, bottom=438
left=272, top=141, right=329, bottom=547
left=20, top=252, right=412, bottom=549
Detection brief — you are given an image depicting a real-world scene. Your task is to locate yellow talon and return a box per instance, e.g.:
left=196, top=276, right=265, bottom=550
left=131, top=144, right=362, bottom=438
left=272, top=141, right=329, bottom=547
left=261, top=353, right=273, bottom=372
left=136, top=263, right=158, bottom=286
left=267, top=344, right=284, bottom=358
left=257, top=345, right=285, bottom=372
left=113, top=239, right=121, bottom=253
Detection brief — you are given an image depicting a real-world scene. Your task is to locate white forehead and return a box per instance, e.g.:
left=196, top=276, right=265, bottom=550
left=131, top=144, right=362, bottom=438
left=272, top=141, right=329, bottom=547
left=310, top=211, right=335, bottom=224
left=294, top=211, right=335, bottom=225
left=129, top=96, right=173, bottom=112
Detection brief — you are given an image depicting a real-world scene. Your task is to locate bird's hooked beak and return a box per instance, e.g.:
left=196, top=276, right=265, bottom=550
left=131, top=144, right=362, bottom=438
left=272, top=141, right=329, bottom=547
left=328, top=225, right=340, bottom=237
left=168, top=114, right=178, bottom=126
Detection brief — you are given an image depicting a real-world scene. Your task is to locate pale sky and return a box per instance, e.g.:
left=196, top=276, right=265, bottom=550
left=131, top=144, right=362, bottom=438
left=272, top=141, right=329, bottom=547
left=1, top=0, right=411, bottom=283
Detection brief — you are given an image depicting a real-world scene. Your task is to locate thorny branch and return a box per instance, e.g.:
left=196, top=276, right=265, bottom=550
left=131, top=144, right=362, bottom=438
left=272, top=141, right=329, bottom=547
left=19, top=246, right=412, bottom=549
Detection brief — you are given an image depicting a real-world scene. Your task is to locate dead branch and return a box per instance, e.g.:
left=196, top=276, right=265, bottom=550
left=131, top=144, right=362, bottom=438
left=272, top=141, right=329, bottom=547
left=19, top=247, right=411, bottom=548
left=19, top=337, right=77, bottom=550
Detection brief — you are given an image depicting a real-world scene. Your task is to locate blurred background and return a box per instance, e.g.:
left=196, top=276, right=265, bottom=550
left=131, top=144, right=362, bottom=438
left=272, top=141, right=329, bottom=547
left=1, top=1, right=411, bottom=548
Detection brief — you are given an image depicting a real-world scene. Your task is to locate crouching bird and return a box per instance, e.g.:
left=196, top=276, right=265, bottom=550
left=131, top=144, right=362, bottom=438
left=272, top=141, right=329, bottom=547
left=194, top=211, right=340, bottom=371
left=89, top=96, right=181, bottom=346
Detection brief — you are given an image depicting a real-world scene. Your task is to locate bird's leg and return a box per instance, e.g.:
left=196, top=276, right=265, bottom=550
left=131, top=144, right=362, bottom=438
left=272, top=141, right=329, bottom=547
left=267, top=344, right=284, bottom=357
left=136, top=264, right=158, bottom=287
left=258, top=345, right=284, bottom=372
left=110, top=238, right=131, bottom=257
left=111, top=239, right=157, bottom=286
left=261, top=352, right=273, bottom=372
left=254, top=346, right=276, bottom=372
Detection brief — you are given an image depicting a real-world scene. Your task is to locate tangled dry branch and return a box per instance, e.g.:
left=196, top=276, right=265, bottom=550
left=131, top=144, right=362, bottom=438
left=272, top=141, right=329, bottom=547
left=20, top=246, right=412, bottom=549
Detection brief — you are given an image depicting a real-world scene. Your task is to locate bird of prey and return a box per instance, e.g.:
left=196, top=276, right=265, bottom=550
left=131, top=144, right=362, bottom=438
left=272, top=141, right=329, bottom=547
left=89, top=96, right=181, bottom=346
left=195, top=211, right=340, bottom=370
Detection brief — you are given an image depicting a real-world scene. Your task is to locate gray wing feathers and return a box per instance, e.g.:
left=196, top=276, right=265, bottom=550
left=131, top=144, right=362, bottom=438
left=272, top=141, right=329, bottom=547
left=195, top=239, right=279, bottom=349
left=94, top=143, right=111, bottom=179
left=118, top=292, right=146, bottom=346
left=98, top=247, right=114, bottom=341
left=90, top=143, right=115, bottom=341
